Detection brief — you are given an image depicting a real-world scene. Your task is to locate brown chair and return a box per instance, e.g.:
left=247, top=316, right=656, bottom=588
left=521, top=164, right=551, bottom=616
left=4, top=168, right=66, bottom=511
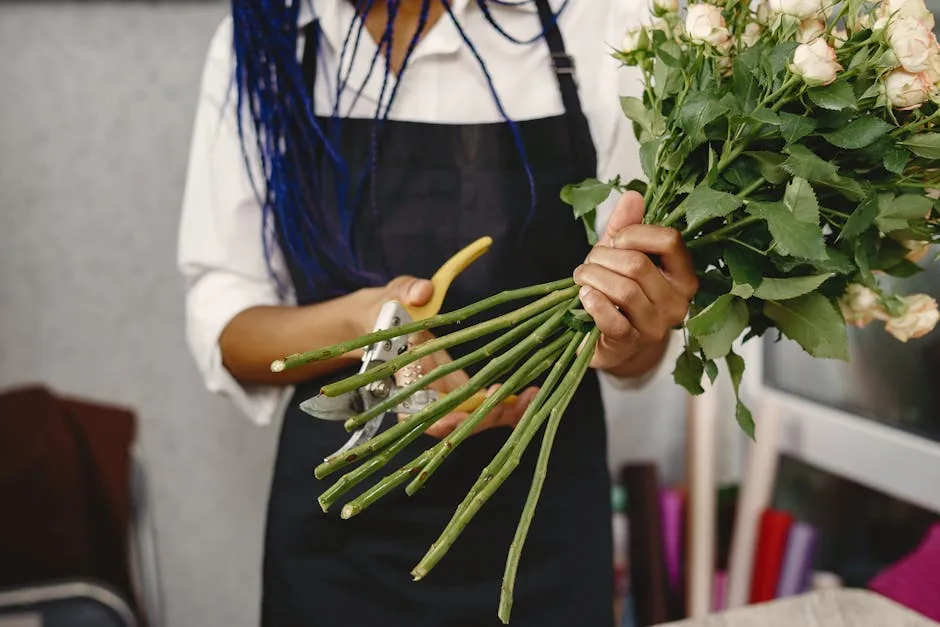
left=0, top=385, right=161, bottom=627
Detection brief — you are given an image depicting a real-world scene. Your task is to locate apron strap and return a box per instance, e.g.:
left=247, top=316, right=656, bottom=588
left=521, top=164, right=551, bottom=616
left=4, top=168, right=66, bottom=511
left=533, top=0, right=598, bottom=176
left=302, top=21, right=320, bottom=96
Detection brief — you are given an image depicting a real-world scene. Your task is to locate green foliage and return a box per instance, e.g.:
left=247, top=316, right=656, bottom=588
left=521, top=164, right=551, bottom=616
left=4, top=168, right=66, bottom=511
left=561, top=11, right=940, bottom=441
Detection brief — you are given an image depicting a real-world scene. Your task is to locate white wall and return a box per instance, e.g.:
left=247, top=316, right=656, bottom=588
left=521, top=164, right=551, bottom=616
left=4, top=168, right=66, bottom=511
left=0, top=3, right=730, bottom=626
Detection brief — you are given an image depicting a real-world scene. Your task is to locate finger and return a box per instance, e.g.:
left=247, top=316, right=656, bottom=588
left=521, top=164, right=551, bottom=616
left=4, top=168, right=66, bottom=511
left=424, top=411, right=469, bottom=439
left=585, top=246, right=688, bottom=326
left=574, top=264, right=661, bottom=338
left=577, top=285, right=637, bottom=342
left=388, top=276, right=434, bottom=307
left=600, top=191, right=645, bottom=246
left=609, top=225, right=698, bottom=298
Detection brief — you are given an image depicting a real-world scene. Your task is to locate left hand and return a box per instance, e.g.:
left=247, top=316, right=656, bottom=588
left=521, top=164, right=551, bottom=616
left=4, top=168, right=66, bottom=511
left=573, top=191, right=699, bottom=378
left=394, top=331, right=540, bottom=439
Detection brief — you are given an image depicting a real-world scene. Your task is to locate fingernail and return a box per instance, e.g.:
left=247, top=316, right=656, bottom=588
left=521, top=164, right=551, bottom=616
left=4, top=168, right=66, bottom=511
left=579, top=286, right=593, bottom=302
left=408, top=279, right=430, bottom=301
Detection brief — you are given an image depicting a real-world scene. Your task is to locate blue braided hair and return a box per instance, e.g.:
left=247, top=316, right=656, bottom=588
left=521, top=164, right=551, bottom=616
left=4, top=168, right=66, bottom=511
left=231, top=0, right=565, bottom=299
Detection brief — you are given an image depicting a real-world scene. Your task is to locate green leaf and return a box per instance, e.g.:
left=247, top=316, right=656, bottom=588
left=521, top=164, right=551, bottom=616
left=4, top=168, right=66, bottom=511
left=782, top=145, right=866, bottom=201
left=639, top=139, right=661, bottom=181
left=876, top=193, right=935, bottom=232
left=657, top=39, right=684, bottom=67
left=678, top=93, right=730, bottom=145
left=621, top=96, right=664, bottom=139
left=746, top=151, right=789, bottom=184
left=883, top=146, right=911, bottom=174
left=839, top=194, right=879, bottom=241
left=753, top=273, right=833, bottom=300
left=807, top=79, right=857, bottom=111
left=699, top=298, right=750, bottom=360
left=766, top=42, right=799, bottom=80
left=822, top=117, right=893, bottom=150
left=783, top=176, right=820, bottom=224
left=724, top=159, right=762, bottom=190
left=901, top=134, right=940, bottom=159
left=687, top=293, right=735, bottom=336
left=620, top=96, right=651, bottom=134
left=763, top=294, right=849, bottom=360
left=685, top=186, right=744, bottom=231
left=747, top=201, right=827, bottom=260
left=654, top=59, right=682, bottom=98
left=662, top=138, right=693, bottom=171
left=750, top=108, right=781, bottom=125
left=848, top=46, right=870, bottom=70
left=778, top=112, right=817, bottom=144
left=726, top=246, right=764, bottom=298
left=782, top=144, right=839, bottom=181
left=733, top=46, right=763, bottom=109
left=704, top=359, right=719, bottom=384
left=725, top=350, right=755, bottom=440
left=560, top=178, right=614, bottom=218
left=883, top=259, right=923, bottom=277
left=673, top=350, right=705, bottom=396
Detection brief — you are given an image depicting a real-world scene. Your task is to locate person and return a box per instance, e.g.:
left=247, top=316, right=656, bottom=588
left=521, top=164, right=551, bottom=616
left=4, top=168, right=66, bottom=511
left=178, top=1, right=698, bottom=625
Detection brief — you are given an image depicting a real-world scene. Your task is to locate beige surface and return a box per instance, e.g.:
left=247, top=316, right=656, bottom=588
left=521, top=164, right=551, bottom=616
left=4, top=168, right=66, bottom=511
left=658, top=589, right=939, bottom=627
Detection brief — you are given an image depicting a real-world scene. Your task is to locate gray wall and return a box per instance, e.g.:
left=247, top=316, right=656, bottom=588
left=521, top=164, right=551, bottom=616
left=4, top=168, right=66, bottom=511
left=0, top=3, right=706, bottom=626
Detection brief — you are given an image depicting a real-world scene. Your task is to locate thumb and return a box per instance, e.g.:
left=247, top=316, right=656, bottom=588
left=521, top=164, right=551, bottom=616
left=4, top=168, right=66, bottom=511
left=391, top=276, right=434, bottom=307
left=600, top=191, right=645, bottom=245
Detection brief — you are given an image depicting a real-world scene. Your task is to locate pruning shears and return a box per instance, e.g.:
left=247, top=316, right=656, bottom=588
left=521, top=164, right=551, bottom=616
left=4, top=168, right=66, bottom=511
left=300, top=236, right=509, bottom=460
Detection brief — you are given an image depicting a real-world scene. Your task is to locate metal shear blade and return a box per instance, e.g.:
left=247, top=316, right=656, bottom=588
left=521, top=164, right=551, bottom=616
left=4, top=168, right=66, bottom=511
left=300, top=300, right=425, bottom=461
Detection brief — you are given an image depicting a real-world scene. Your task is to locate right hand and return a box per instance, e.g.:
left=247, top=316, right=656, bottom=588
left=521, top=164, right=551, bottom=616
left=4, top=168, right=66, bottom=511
left=352, top=275, right=435, bottom=336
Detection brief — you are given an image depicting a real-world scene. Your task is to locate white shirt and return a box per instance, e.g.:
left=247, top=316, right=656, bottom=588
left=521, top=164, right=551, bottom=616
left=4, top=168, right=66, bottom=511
left=178, top=0, right=658, bottom=426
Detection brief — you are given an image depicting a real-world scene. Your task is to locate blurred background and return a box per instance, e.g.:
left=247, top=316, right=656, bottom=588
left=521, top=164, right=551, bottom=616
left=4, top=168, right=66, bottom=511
left=1, top=2, right=939, bottom=627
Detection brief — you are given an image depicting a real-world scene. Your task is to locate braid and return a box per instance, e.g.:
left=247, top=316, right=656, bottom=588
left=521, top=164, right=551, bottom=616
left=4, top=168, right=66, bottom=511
left=231, top=0, right=568, bottom=296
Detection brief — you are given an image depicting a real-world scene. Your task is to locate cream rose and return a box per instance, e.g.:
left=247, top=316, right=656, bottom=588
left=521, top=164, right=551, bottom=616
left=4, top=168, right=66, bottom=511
left=742, top=22, right=763, bottom=47
left=797, top=18, right=827, bottom=43
left=878, top=0, right=935, bottom=30
left=756, top=0, right=772, bottom=24
left=621, top=25, right=649, bottom=53
left=885, top=293, right=940, bottom=342
left=790, top=39, right=842, bottom=86
left=884, top=68, right=930, bottom=109
left=925, top=53, right=940, bottom=94
left=888, top=17, right=935, bottom=73
left=768, top=0, right=825, bottom=20
left=686, top=3, right=732, bottom=46
left=654, top=0, right=680, bottom=14
left=839, top=284, right=886, bottom=328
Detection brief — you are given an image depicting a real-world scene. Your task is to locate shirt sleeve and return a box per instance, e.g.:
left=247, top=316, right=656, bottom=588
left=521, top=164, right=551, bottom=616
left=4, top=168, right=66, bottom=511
left=592, top=0, right=677, bottom=391
left=178, top=17, right=295, bottom=426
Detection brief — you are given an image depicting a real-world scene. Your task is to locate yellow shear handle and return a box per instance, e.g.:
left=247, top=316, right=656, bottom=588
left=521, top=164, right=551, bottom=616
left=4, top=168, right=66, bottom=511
left=404, top=236, right=517, bottom=413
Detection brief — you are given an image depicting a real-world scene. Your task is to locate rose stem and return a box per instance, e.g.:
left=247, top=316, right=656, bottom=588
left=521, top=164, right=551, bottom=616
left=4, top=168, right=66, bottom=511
left=342, top=304, right=560, bottom=433
left=450, top=330, right=584, bottom=521
left=497, top=328, right=600, bottom=624
left=320, top=286, right=579, bottom=397
left=411, top=329, right=596, bottom=581
left=340, top=449, right=434, bottom=519
left=314, top=344, right=530, bottom=480
left=405, top=330, right=574, bottom=496
left=340, top=333, right=569, bottom=518
left=272, top=278, right=575, bottom=371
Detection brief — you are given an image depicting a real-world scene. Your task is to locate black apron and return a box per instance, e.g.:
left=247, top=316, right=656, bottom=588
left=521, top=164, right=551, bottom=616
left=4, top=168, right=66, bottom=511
left=262, top=4, right=613, bottom=625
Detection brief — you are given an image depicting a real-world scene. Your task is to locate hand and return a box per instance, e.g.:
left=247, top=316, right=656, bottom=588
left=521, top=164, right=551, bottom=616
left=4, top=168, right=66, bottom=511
left=394, top=331, right=540, bottom=439
left=352, top=275, right=435, bottom=336
left=573, top=191, right=698, bottom=379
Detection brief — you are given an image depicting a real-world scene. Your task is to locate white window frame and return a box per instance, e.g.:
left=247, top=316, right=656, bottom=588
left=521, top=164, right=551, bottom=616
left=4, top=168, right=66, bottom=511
left=738, top=338, right=940, bottom=515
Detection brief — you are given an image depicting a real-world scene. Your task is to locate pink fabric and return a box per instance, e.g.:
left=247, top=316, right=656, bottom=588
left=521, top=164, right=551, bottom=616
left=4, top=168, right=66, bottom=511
left=868, top=523, right=940, bottom=622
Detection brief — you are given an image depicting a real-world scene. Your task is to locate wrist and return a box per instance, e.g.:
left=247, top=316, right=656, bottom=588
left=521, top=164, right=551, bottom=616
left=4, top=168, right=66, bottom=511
left=601, top=336, right=669, bottom=380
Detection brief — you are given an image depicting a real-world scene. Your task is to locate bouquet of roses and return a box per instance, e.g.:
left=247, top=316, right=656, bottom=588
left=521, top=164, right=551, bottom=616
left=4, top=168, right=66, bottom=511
left=274, top=0, right=940, bottom=620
